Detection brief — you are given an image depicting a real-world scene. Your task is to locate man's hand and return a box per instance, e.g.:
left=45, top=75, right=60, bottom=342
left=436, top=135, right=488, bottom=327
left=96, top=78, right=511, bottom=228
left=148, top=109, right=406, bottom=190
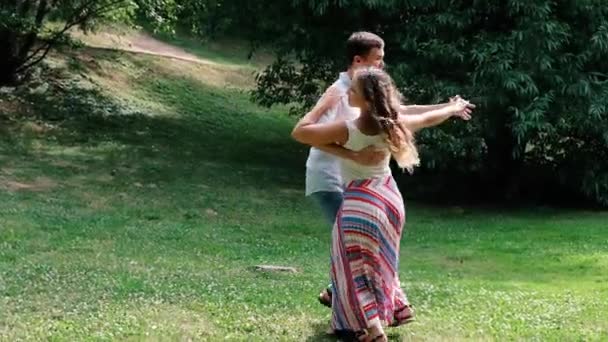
left=449, top=95, right=463, bottom=103
left=351, top=146, right=388, bottom=166
left=449, top=95, right=476, bottom=121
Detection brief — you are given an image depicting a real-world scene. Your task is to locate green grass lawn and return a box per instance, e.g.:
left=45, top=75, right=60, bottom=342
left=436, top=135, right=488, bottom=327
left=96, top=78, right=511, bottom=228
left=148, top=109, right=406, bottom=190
left=1, top=38, right=607, bottom=341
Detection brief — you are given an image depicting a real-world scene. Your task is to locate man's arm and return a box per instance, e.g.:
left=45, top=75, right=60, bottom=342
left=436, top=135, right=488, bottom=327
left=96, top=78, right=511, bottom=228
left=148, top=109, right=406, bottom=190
left=400, top=103, right=451, bottom=115
left=292, top=85, right=341, bottom=128
left=315, top=144, right=354, bottom=160
left=314, top=144, right=387, bottom=166
left=400, top=95, right=465, bottom=115
left=399, top=99, right=475, bottom=133
left=291, top=85, right=345, bottom=144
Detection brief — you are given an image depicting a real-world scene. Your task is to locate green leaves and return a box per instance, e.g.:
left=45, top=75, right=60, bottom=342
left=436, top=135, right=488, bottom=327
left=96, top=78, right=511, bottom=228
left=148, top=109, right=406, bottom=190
left=251, top=0, right=608, bottom=206
left=591, top=23, right=608, bottom=53
left=0, top=0, right=137, bottom=85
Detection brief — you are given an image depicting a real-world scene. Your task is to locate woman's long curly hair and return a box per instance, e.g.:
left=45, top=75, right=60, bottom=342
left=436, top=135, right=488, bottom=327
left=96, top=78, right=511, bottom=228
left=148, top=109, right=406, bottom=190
left=353, top=67, right=420, bottom=173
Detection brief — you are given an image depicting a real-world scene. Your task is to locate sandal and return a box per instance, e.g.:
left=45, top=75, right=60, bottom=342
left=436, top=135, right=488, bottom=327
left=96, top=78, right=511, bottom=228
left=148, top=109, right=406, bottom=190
left=369, top=333, right=388, bottom=342
left=331, top=328, right=386, bottom=342
left=364, top=325, right=387, bottom=342
left=357, top=330, right=387, bottom=342
left=328, top=329, right=354, bottom=341
left=330, top=329, right=366, bottom=342
left=390, top=304, right=415, bottom=326
left=317, top=285, right=332, bottom=308
left=356, top=330, right=369, bottom=341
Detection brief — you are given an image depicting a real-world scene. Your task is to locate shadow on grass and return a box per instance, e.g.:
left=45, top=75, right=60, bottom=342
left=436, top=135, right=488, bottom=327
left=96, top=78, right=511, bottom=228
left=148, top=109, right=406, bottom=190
left=0, top=49, right=304, bottom=190
left=304, top=322, right=405, bottom=342
left=306, top=321, right=337, bottom=342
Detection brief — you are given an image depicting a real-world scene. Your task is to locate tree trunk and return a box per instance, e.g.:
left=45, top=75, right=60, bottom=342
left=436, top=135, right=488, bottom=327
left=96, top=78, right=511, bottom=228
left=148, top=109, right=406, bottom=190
left=0, top=37, right=21, bottom=86
left=19, top=0, right=48, bottom=60
left=0, top=60, right=19, bottom=86
left=0, top=1, right=48, bottom=86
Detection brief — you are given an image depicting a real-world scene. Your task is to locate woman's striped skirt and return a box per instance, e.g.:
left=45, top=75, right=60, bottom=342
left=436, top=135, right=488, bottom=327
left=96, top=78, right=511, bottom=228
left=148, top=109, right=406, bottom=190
left=330, top=175, right=411, bottom=332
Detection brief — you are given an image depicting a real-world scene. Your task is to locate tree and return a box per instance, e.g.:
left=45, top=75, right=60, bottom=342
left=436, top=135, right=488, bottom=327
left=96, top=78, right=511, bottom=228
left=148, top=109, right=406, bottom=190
left=0, top=0, right=135, bottom=86
left=134, top=0, right=285, bottom=57
left=252, top=0, right=608, bottom=206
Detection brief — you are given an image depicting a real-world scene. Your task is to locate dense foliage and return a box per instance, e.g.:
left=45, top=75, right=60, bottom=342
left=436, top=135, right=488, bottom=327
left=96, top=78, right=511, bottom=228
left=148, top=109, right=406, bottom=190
left=252, top=0, right=608, bottom=206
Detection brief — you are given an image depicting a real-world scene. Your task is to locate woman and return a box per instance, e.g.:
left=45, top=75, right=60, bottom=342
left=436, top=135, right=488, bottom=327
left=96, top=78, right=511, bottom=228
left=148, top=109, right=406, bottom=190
left=292, top=67, right=472, bottom=341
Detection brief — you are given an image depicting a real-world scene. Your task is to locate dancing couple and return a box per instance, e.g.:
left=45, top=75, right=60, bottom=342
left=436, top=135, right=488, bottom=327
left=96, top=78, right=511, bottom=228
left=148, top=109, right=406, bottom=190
left=291, top=32, right=475, bottom=341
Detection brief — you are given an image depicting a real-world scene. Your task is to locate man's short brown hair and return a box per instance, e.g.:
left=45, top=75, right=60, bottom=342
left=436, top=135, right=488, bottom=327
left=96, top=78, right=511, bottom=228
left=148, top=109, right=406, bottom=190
left=346, top=31, right=384, bottom=65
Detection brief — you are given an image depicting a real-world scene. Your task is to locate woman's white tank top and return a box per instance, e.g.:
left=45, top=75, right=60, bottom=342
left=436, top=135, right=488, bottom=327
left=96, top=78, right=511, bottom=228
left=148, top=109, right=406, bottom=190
left=340, top=120, right=392, bottom=184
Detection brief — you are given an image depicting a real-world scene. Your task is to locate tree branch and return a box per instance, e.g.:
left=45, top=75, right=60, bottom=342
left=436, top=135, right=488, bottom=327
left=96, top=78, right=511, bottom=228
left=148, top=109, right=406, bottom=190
left=17, top=0, right=49, bottom=61
left=16, top=0, right=128, bottom=73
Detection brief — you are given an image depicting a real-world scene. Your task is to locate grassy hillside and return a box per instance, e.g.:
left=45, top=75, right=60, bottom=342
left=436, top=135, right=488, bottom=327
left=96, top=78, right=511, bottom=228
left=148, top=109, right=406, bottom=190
left=0, top=30, right=607, bottom=341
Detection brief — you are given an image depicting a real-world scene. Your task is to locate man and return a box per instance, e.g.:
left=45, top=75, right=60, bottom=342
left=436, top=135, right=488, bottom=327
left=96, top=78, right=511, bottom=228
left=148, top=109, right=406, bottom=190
left=302, top=31, right=473, bottom=309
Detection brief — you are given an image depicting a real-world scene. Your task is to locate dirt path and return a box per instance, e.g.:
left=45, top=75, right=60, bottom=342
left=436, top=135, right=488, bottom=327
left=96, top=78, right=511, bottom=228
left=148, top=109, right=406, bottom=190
left=124, top=33, right=224, bottom=66
left=70, top=30, right=226, bottom=67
